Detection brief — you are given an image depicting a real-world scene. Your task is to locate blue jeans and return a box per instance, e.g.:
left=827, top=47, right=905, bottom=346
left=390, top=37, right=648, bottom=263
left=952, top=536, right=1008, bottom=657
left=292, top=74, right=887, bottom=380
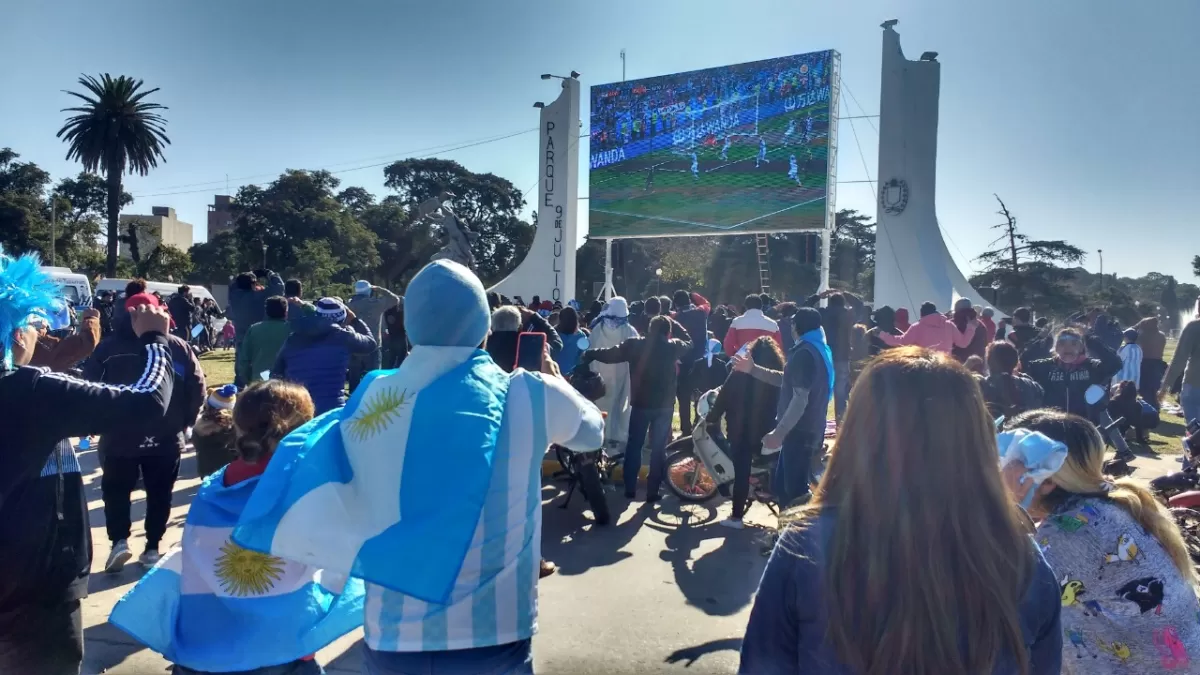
left=362, top=640, right=533, bottom=675
left=1182, top=384, right=1200, bottom=427
left=625, top=407, right=673, bottom=497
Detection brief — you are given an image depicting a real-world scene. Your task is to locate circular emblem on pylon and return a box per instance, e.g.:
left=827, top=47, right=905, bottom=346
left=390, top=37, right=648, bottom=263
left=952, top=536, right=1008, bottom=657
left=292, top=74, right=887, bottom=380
left=880, top=178, right=909, bottom=215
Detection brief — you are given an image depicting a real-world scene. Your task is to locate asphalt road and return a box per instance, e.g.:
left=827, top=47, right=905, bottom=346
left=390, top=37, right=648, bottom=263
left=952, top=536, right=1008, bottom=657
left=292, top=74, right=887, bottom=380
left=78, top=444, right=777, bottom=675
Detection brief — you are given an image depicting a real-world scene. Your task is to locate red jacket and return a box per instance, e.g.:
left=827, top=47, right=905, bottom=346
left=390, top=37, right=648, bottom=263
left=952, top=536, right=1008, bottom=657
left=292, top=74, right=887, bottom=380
left=723, top=309, right=782, bottom=355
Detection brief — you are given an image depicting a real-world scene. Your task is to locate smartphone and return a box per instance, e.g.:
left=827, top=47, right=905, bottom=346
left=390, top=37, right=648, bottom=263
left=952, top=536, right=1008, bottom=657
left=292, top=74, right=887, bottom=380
left=515, top=331, right=547, bottom=372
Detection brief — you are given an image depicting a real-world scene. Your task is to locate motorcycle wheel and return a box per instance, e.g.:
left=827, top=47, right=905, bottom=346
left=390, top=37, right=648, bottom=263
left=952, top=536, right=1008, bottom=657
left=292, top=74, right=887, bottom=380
left=665, top=447, right=719, bottom=502
left=577, top=460, right=611, bottom=526
left=1170, top=507, right=1200, bottom=569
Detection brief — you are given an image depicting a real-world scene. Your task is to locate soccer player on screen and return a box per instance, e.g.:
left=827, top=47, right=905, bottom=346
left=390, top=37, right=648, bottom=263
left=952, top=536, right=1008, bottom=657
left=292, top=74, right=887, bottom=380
left=720, top=136, right=731, bottom=160
left=756, top=137, right=769, bottom=167
left=691, top=152, right=699, bottom=180
left=784, top=118, right=796, bottom=145
left=644, top=164, right=655, bottom=192
left=788, top=154, right=802, bottom=186
left=804, top=113, right=814, bottom=143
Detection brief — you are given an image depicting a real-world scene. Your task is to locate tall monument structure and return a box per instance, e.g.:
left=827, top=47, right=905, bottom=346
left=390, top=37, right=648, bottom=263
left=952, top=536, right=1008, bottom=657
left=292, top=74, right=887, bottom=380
left=873, top=22, right=997, bottom=314
left=490, top=75, right=581, bottom=304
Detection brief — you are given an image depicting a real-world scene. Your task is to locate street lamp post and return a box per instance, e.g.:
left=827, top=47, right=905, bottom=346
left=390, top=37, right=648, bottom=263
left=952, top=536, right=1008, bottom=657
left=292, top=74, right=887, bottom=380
left=991, top=281, right=1001, bottom=306
left=655, top=268, right=662, bottom=296
left=1098, top=249, right=1104, bottom=291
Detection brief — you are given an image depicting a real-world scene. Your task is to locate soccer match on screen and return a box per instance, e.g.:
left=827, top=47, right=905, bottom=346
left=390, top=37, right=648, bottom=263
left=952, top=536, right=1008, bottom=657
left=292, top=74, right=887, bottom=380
left=588, top=49, right=837, bottom=238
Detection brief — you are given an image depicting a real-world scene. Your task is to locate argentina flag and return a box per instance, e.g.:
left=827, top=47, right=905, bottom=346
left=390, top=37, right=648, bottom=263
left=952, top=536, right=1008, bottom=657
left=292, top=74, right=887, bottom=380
left=233, top=347, right=510, bottom=604
left=110, top=468, right=365, bottom=672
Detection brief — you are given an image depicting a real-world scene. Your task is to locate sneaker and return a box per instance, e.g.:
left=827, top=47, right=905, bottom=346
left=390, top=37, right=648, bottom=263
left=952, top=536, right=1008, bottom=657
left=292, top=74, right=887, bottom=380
left=644, top=492, right=661, bottom=504
left=539, top=559, right=558, bottom=579
left=719, top=518, right=745, bottom=530
left=139, top=546, right=161, bottom=566
left=624, top=490, right=637, bottom=500
left=105, top=539, right=132, bottom=573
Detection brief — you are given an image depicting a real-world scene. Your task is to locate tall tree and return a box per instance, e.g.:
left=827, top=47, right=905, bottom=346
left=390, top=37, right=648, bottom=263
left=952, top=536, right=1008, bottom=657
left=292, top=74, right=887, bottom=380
left=382, top=158, right=533, bottom=285
left=188, top=231, right=246, bottom=286
left=1161, top=277, right=1181, bottom=331
left=829, top=209, right=876, bottom=297
left=1193, top=255, right=1200, bottom=279
left=57, top=74, right=170, bottom=277
left=971, top=195, right=1085, bottom=314
left=0, top=148, right=53, bottom=255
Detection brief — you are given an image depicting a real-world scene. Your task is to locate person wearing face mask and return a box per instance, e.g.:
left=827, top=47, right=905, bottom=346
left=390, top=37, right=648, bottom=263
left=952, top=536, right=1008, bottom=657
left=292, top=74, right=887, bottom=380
left=1024, top=327, right=1132, bottom=460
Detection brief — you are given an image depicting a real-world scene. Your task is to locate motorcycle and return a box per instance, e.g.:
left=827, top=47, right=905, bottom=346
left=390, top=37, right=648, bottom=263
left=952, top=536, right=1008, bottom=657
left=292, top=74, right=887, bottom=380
left=1145, top=420, right=1200, bottom=570
left=550, top=359, right=613, bottom=526
left=663, top=387, right=821, bottom=514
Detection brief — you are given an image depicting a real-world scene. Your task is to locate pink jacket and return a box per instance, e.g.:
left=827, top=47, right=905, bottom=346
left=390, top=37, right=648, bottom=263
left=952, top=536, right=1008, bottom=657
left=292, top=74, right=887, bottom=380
left=723, top=309, right=782, bottom=355
left=880, top=313, right=977, bottom=353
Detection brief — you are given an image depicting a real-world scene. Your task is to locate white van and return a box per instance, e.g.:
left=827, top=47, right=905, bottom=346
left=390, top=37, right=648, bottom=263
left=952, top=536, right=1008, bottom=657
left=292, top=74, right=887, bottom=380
left=93, top=278, right=215, bottom=305
left=41, top=267, right=93, bottom=311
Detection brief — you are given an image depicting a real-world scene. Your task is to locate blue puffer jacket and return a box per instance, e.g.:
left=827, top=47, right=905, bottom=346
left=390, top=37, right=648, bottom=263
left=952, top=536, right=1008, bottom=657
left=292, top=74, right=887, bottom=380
left=271, top=314, right=377, bottom=414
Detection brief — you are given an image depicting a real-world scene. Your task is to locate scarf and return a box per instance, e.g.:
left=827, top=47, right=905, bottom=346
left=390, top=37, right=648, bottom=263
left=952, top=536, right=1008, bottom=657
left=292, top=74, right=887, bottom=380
left=798, top=327, right=835, bottom=403
left=590, top=297, right=631, bottom=329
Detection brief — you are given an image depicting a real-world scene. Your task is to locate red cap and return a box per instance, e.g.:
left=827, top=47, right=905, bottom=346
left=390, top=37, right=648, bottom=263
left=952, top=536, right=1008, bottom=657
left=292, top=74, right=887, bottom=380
left=124, top=292, right=174, bottom=328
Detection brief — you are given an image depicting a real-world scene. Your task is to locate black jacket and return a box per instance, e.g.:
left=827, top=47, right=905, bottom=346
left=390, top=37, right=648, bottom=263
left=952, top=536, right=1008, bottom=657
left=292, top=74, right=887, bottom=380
left=0, top=334, right=174, bottom=619
left=673, top=304, right=708, bottom=362
left=706, top=370, right=780, bottom=452
left=520, top=311, right=563, bottom=357
left=1024, top=335, right=1121, bottom=416
left=587, top=319, right=692, bottom=409
left=83, top=312, right=206, bottom=456
left=168, top=294, right=196, bottom=335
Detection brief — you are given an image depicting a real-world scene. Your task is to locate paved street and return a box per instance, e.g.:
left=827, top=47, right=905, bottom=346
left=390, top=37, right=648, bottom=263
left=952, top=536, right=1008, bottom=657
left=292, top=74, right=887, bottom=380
left=79, top=444, right=779, bottom=675
left=78, top=440, right=1185, bottom=675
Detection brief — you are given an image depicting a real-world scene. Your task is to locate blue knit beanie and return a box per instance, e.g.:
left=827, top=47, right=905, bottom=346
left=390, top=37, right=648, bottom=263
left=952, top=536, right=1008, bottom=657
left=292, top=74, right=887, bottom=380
left=404, top=260, right=489, bottom=347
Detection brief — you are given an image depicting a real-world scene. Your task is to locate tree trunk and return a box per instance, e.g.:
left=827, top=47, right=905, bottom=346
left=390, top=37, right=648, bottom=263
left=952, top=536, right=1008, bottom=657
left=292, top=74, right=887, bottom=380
left=105, top=168, right=122, bottom=278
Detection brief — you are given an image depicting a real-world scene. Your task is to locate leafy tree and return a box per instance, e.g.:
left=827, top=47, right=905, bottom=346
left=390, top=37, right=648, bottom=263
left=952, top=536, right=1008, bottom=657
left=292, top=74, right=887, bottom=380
left=971, top=195, right=1085, bottom=315
left=382, top=158, right=533, bottom=285
left=1161, top=277, right=1181, bottom=331
left=57, top=74, right=170, bottom=277
left=292, top=240, right=346, bottom=297
left=360, top=200, right=437, bottom=288
left=140, top=244, right=193, bottom=282
left=188, top=231, right=246, bottom=286
left=1193, top=255, right=1200, bottom=279
left=336, top=186, right=375, bottom=215
left=0, top=148, right=53, bottom=255
left=230, top=170, right=379, bottom=280
left=829, top=209, right=875, bottom=296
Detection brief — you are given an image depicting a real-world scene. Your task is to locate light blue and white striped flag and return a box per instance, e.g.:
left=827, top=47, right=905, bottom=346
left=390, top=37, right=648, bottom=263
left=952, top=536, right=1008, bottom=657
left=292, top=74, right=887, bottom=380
left=234, top=347, right=511, bottom=604
left=110, top=469, right=365, bottom=673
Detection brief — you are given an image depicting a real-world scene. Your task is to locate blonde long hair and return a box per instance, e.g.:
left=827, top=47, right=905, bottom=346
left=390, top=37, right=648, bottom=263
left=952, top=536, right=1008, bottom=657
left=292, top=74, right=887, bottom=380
left=1008, top=409, right=1197, bottom=583
left=794, top=347, right=1033, bottom=675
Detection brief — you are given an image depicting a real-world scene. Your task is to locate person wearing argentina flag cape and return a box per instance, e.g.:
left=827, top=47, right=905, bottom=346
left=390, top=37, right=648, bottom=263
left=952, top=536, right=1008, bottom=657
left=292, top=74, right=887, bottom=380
left=233, top=260, right=604, bottom=674
left=110, top=380, right=364, bottom=674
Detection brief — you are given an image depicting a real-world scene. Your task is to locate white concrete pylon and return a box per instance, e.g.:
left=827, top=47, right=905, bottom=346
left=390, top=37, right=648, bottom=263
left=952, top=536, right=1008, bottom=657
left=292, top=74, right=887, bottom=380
left=872, top=22, right=1001, bottom=316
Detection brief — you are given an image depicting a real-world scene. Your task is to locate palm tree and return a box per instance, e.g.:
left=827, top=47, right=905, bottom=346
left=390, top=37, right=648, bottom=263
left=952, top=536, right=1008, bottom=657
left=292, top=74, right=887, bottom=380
left=57, top=74, right=169, bottom=277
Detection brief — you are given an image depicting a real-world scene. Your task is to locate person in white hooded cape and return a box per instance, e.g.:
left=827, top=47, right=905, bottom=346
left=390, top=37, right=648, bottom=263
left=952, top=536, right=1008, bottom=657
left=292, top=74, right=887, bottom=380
left=588, top=298, right=638, bottom=452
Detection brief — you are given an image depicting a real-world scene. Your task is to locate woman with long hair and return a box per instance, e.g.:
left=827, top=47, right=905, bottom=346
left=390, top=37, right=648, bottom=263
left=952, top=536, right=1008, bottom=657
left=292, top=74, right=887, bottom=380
left=704, top=335, right=783, bottom=530
left=1003, top=409, right=1200, bottom=673
left=740, top=347, right=1062, bottom=675
left=978, top=340, right=1044, bottom=420
left=553, top=306, right=589, bottom=373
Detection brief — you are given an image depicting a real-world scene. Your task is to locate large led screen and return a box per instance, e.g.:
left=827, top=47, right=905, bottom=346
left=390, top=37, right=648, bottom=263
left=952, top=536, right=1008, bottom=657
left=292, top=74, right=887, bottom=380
left=589, top=50, right=836, bottom=237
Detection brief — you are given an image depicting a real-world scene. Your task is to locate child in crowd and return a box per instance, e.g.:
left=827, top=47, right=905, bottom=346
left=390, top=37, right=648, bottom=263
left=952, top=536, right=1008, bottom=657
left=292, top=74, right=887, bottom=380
left=191, top=384, right=237, bottom=478
left=111, top=380, right=363, bottom=675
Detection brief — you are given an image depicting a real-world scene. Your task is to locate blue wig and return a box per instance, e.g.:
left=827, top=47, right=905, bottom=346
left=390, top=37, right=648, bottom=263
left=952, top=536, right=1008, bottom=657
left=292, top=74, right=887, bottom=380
left=0, top=247, right=62, bottom=367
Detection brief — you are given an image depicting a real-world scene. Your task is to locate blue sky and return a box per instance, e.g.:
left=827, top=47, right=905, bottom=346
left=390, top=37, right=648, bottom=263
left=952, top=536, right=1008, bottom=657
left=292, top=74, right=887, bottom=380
left=2, top=0, right=1196, bottom=281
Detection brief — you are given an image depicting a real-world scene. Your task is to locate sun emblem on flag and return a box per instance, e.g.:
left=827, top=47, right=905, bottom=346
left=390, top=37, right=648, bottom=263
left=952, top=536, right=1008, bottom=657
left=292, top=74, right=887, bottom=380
left=345, top=387, right=409, bottom=441
left=214, top=540, right=284, bottom=597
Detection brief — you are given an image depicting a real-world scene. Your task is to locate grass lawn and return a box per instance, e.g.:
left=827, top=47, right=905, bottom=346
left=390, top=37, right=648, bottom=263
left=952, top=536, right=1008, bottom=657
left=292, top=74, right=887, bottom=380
left=199, top=349, right=236, bottom=388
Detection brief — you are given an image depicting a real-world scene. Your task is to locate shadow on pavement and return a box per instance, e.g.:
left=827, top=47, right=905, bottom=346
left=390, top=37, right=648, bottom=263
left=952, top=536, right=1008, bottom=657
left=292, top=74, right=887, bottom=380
left=664, top=637, right=743, bottom=668
left=81, top=621, right=145, bottom=674
left=648, top=502, right=767, bottom=617
left=541, top=484, right=654, bottom=576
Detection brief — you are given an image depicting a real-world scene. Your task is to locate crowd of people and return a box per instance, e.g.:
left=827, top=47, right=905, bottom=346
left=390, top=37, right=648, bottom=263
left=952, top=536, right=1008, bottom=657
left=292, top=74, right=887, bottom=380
left=4, top=235, right=1200, bottom=674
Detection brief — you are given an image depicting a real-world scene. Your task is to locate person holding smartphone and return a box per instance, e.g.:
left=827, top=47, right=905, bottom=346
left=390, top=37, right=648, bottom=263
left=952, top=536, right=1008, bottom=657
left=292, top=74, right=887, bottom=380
left=583, top=314, right=692, bottom=501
